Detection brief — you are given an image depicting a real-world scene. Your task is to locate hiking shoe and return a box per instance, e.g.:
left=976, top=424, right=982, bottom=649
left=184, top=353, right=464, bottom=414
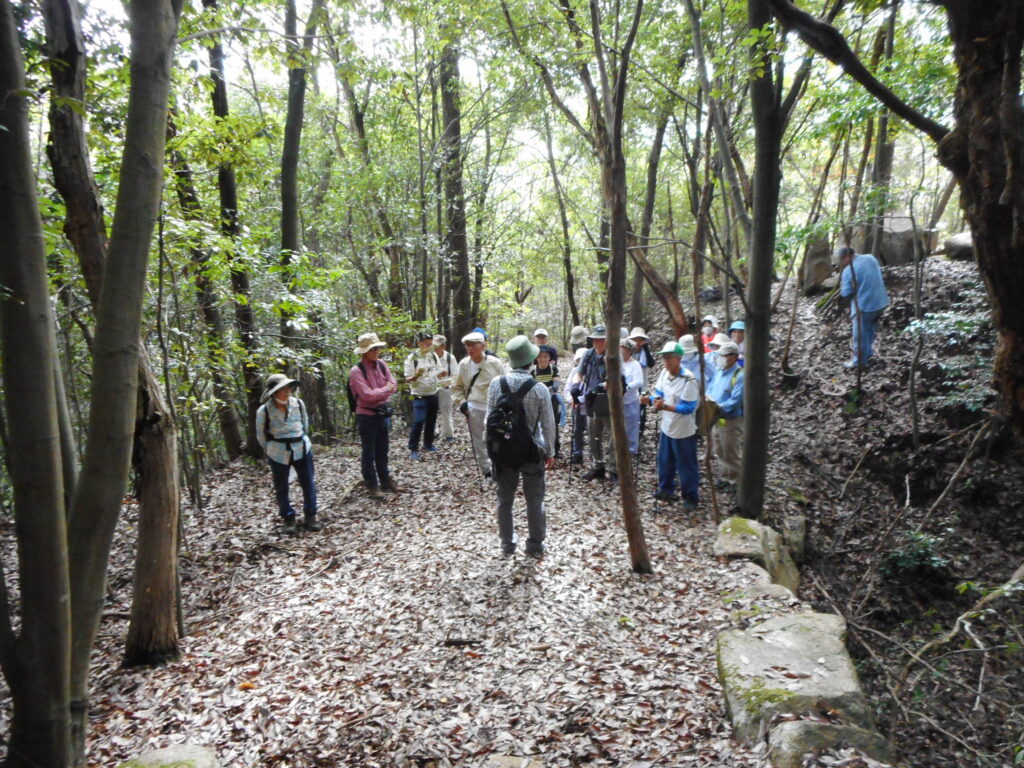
left=424, top=445, right=438, bottom=452
left=842, top=358, right=861, bottom=370
left=410, top=450, right=421, bottom=461
left=366, top=486, right=384, bottom=500
left=582, top=467, right=605, bottom=481
left=281, top=516, right=298, bottom=535
left=608, top=472, right=619, bottom=484
left=654, top=490, right=675, bottom=502
left=380, top=477, right=399, bottom=493
left=682, top=498, right=699, bottom=511
left=303, top=511, right=323, bottom=531
left=570, top=454, right=583, bottom=465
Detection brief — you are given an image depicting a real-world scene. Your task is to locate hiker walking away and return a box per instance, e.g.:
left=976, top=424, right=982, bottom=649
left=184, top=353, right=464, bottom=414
left=835, top=244, right=889, bottom=369
left=433, top=334, right=457, bottom=442
left=350, top=332, right=399, bottom=500
left=256, top=374, right=321, bottom=534
left=642, top=342, right=700, bottom=509
left=620, top=338, right=645, bottom=456
left=486, top=335, right=556, bottom=557
left=453, top=330, right=506, bottom=478
left=575, top=325, right=617, bottom=482
left=706, top=340, right=744, bottom=492
left=531, top=345, right=564, bottom=458
left=565, top=346, right=588, bottom=465
left=404, top=331, right=441, bottom=460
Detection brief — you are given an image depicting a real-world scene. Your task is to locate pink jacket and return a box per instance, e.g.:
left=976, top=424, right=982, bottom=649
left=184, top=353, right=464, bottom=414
left=349, top=359, right=395, bottom=415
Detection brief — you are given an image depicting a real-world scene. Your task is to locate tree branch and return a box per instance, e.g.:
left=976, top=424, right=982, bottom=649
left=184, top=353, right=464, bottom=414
left=767, top=0, right=949, bottom=143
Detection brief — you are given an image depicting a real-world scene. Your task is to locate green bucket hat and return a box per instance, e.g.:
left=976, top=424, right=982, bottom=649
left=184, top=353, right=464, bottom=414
left=506, top=335, right=540, bottom=369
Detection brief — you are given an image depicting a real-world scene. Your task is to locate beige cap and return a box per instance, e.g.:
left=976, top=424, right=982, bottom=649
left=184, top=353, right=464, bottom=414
left=354, top=332, right=386, bottom=355
left=461, top=331, right=486, bottom=345
left=629, top=326, right=648, bottom=339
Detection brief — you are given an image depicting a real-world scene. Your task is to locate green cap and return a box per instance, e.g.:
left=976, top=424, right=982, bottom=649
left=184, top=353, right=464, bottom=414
left=506, top=335, right=540, bottom=368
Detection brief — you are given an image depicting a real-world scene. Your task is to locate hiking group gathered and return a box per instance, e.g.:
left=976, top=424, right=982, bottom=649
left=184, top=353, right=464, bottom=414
left=257, top=244, right=886, bottom=556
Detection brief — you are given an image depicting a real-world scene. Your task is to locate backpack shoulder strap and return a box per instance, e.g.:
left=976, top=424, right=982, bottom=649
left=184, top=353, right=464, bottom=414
left=499, top=376, right=510, bottom=395
left=514, top=378, right=538, bottom=399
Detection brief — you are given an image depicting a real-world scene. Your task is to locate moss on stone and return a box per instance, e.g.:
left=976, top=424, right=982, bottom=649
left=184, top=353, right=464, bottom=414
left=722, top=517, right=760, bottom=537
left=739, top=678, right=798, bottom=709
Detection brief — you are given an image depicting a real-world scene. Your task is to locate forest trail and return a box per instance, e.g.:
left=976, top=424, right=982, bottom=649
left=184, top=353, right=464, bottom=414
left=81, top=427, right=771, bottom=766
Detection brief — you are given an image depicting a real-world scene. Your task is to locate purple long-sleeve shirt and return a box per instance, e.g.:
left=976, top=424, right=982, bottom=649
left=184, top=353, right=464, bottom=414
left=349, top=358, right=395, bottom=415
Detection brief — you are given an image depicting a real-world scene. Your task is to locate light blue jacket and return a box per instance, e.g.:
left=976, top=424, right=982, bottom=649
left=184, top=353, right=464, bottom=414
left=840, top=253, right=889, bottom=315
left=707, top=362, right=744, bottom=419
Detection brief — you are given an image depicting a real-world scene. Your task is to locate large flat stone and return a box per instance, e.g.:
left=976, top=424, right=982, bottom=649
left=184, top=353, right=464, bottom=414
left=714, top=517, right=800, bottom=592
left=117, top=744, right=220, bottom=768
left=717, top=612, right=874, bottom=743
left=768, top=721, right=894, bottom=767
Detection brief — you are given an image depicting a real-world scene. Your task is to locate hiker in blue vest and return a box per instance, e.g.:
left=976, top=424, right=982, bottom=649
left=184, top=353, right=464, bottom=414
left=256, top=374, right=321, bottom=534
left=706, top=341, right=744, bottom=491
left=835, top=244, right=889, bottom=369
left=485, top=335, right=556, bottom=557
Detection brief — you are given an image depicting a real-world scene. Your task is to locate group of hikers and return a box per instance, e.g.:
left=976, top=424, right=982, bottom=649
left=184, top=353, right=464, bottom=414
left=256, top=244, right=888, bottom=552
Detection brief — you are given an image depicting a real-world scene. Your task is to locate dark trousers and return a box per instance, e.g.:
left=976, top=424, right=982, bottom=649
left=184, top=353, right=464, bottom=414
left=269, top=452, right=317, bottom=519
left=409, top=394, right=439, bottom=451
left=357, top=413, right=391, bottom=488
left=657, top=432, right=699, bottom=502
left=571, top=408, right=588, bottom=459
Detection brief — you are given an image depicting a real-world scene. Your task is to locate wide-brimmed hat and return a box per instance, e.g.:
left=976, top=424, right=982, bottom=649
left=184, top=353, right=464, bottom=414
left=589, top=325, right=607, bottom=340
left=262, top=373, right=300, bottom=403
left=533, top=328, right=549, bottom=338
left=462, top=331, right=486, bottom=345
left=570, top=325, right=589, bottom=345
left=629, top=327, right=649, bottom=340
left=354, top=332, right=386, bottom=355
left=702, top=315, right=719, bottom=327
left=709, top=332, right=731, bottom=348
left=433, top=334, right=447, bottom=346
left=506, top=335, right=540, bottom=368
left=678, top=334, right=699, bottom=355
left=729, top=320, right=746, bottom=332
left=657, top=341, right=682, bottom=356
left=716, top=341, right=740, bottom=357
left=573, top=347, right=587, bottom=364
left=620, top=338, right=636, bottom=351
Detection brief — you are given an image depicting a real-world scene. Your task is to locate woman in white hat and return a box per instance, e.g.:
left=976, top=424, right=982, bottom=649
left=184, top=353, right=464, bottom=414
left=256, top=373, right=320, bottom=534
left=349, top=332, right=399, bottom=499
left=620, top=338, right=645, bottom=455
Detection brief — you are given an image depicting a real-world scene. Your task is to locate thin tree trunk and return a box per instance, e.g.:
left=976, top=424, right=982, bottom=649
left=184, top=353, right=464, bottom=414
left=737, top=0, right=783, bottom=519
left=203, top=0, right=261, bottom=457
left=867, top=1, right=898, bottom=261
left=441, top=38, right=471, bottom=358
left=43, top=0, right=183, bottom=679
left=0, top=4, right=72, bottom=764
left=542, top=110, right=580, bottom=327
left=65, top=1, right=184, bottom=762
left=630, top=108, right=670, bottom=326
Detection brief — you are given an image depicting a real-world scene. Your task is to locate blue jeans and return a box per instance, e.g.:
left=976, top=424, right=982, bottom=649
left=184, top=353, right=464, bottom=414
left=408, top=394, right=439, bottom=451
left=357, top=413, right=391, bottom=488
left=852, top=308, right=884, bottom=364
left=657, top=432, right=699, bottom=502
left=269, top=452, right=316, bottom=520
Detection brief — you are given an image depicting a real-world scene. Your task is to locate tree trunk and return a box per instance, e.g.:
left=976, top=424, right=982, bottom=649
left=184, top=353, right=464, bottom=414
left=124, top=355, right=180, bottom=666
left=630, top=109, right=670, bottom=327
left=203, top=0, right=261, bottom=457
left=542, top=110, right=580, bottom=328
left=441, top=39, right=471, bottom=358
left=737, top=0, right=783, bottom=519
left=43, top=0, right=185, bottom=676
left=169, top=144, right=244, bottom=458
left=0, top=4, right=72, bottom=764
left=64, top=0, right=183, bottom=763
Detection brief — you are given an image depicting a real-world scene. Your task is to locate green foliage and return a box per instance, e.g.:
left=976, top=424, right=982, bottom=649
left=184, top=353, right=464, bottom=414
left=881, top=532, right=949, bottom=580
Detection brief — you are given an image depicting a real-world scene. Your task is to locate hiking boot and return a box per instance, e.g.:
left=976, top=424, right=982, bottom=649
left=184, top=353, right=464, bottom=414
left=654, top=490, right=675, bottom=502
left=582, top=467, right=605, bottom=481
left=281, top=515, right=298, bottom=535
left=608, top=472, right=619, bottom=485
left=366, top=486, right=384, bottom=500
left=380, top=477, right=399, bottom=493
left=409, top=450, right=421, bottom=461
left=682, top=498, right=699, bottom=511
left=424, top=445, right=437, bottom=453
left=303, top=511, right=323, bottom=531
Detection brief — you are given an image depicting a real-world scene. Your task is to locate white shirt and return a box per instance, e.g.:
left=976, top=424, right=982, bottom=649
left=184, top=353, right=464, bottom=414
left=622, top=359, right=644, bottom=405
left=653, top=368, right=700, bottom=439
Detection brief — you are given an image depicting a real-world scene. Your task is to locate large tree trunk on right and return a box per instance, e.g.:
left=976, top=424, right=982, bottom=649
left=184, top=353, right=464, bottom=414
left=441, top=39, right=471, bottom=358
left=64, top=0, right=183, bottom=763
left=0, top=3, right=72, bottom=764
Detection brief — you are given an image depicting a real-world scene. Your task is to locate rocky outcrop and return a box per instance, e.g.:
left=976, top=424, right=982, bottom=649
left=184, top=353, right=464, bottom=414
left=768, top=721, right=895, bottom=768
left=800, top=237, right=833, bottom=295
left=944, top=231, right=974, bottom=261
left=714, top=517, right=800, bottom=593
left=116, top=744, right=220, bottom=768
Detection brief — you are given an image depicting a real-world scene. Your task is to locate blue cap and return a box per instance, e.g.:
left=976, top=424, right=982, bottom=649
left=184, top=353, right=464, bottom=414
left=472, top=327, right=488, bottom=339
left=729, top=321, right=745, bottom=332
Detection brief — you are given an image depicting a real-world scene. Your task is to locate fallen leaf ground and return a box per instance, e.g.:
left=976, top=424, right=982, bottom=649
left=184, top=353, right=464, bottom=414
left=62, top=428, right=776, bottom=766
